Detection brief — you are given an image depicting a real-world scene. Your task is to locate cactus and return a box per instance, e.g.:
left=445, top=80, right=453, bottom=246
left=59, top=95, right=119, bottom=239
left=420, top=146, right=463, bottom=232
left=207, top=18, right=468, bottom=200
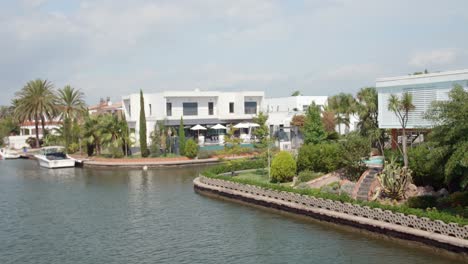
left=377, top=157, right=413, bottom=200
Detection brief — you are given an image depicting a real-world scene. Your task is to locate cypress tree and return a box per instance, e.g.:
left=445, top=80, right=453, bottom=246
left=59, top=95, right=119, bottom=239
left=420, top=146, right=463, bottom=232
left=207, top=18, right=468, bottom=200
left=139, top=90, right=149, bottom=157
left=179, top=117, right=186, bottom=156
left=303, top=102, right=327, bottom=144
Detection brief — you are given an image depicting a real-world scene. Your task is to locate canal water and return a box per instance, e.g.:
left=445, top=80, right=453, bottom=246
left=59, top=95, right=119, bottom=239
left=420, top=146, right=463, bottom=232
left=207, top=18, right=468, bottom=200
left=0, top=160, right=459, bottom=264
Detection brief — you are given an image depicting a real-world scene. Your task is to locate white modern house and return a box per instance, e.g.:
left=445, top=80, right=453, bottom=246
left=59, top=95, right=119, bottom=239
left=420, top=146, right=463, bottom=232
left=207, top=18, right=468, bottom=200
left=376, top=69, right=468, bottom=148
left=263, top=96, right=328, bottom=148
left=122, top=89, right=264, bottom=144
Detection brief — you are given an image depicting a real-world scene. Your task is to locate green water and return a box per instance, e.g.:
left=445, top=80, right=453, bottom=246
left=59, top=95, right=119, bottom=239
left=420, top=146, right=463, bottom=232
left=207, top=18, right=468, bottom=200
left=0, top=160, right=461, bottom=263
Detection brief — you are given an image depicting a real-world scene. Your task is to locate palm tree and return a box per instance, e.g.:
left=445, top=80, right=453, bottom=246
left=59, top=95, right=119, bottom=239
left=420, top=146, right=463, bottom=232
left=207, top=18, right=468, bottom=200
left=14, top=79, right=57, bottom=148
left=356, top=87, right=384, bottom=153
left=83, top=114, right=102, bottom=155
left=57, top=85, right=86, bottom=150
left=388, top=92, right=415, bottom=167
left=328, top=93, right=357, bottom=134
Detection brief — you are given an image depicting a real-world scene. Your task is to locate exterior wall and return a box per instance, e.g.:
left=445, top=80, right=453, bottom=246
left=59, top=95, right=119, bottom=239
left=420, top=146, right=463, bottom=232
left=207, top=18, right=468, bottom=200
left=122, top=90, right=265, bottom=145
left=377, top=69, right=468, bottom=129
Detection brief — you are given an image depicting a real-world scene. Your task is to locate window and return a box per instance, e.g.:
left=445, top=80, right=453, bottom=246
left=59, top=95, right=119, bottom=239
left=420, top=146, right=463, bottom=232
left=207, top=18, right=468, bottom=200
left=149, top=104, right=152, bottom=116
left=244, top=101, right=257, bottom=114
left=166, top=103, right=172, bottom=116
left=229, top=102, right=234, bottom=113
left=128, top=104, right=131, bottom=117
left=183, top=102, right=198, bottom=116
left=208, top=102, right=214, bottom=115
left=302, top=105, right=308, bottom=111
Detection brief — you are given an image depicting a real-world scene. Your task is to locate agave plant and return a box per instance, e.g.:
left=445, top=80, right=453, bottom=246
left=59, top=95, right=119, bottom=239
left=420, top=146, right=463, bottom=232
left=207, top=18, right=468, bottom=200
left=377, top=157, right=413, bottom=200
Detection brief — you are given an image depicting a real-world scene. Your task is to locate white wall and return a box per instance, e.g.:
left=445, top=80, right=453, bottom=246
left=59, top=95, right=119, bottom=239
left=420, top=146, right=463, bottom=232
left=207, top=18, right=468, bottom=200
left=377, top=69, right=468, bottom=129
left=122, top=90, right=265, bottom=145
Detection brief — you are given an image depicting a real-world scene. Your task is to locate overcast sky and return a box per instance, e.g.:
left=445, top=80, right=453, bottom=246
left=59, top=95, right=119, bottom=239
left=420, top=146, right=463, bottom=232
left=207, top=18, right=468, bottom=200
left=1, top=0, right=468, bottom=105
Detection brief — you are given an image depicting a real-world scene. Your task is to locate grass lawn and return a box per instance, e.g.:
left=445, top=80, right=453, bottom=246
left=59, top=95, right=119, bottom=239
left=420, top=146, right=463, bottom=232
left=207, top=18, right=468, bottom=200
left=234, top=169, right=293, bottom=186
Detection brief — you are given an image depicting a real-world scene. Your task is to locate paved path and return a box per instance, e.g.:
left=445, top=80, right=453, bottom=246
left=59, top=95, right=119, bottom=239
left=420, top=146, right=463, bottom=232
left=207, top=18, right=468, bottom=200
left=306, top=170, right=345, bottom=189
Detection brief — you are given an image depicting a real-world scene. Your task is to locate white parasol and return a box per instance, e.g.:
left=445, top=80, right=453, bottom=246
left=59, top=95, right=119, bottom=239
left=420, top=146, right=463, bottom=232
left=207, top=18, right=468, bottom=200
left=190, top=124, right=207, bottom=136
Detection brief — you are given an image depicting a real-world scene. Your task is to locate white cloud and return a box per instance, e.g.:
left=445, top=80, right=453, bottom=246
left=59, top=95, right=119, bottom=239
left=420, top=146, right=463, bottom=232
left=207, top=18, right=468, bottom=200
left=408, top=49, right=458, bottom=67
left=319, top=64, right=382, bottom=80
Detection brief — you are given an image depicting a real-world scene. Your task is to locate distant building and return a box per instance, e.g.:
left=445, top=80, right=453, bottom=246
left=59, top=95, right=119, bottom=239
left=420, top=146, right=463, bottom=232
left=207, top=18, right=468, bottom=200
left=122, top=90, right=264, bottom=144
left=263, top=96, right=328, bottom=148
left=376, top=69, right=468, bottom=147
left=88, top=97, right=122, bottom=116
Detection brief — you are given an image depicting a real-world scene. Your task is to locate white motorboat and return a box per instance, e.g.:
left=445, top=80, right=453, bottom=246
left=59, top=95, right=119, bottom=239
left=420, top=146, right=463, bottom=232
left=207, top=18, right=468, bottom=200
left=0, top=148, right=20, bottom=159
left=34, top=146, right=76, bottom=169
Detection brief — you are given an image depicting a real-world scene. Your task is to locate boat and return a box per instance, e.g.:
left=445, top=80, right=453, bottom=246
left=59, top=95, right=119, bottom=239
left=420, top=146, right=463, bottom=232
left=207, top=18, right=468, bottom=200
left=34, top=146, right=76, bottom=169
left=0, top=148, right=20, bottom=159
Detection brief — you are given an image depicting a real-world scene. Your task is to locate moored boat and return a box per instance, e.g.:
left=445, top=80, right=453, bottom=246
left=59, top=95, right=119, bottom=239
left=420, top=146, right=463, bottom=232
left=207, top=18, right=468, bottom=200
left=0, top=148, right=20, bottom=159
left=34, top=146, right=76, bottom=169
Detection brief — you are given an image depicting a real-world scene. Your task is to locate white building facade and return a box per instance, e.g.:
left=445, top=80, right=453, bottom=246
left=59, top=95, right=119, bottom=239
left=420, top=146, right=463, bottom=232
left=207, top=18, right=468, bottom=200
left=122, top=90, right=264, bottom=144
left=377, top=69, right=468, bottom=129
left=377, top=69, right=468, bottom=149
left=263, top=96, right=328, bottom=148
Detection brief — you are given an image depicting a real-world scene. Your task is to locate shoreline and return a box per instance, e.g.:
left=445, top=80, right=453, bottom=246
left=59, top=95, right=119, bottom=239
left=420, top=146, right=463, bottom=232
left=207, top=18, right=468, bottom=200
left=193, top=176, right=468, bottom=256
left=78, top=155, right=253, bottom=168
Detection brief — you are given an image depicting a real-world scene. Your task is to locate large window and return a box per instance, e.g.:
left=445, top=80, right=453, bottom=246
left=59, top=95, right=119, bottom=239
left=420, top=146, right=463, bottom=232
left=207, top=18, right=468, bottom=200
left=149, top=104, right=152, bottom=116
left=208, top=102, right=214, bottom=115
left=166, top=102, right=172, bottom=116
left=244, top=101, right=257, bottom=114
left=229, top=102, right=234, bottom=113
left=183, top=102, right=198, bottom=116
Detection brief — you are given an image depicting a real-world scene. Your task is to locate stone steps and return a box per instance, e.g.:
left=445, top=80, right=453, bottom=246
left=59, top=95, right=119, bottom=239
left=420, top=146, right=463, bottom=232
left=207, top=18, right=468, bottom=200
left=355, top=168, right=380, bottom=201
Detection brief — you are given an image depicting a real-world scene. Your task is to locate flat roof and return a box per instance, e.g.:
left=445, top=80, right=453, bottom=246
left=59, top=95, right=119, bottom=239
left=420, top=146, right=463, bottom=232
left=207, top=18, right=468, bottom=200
left=376, top=69, right=468, bottom=88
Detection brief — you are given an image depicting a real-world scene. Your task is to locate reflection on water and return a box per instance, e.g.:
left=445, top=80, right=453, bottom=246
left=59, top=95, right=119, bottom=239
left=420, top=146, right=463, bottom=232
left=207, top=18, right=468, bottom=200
left=0, top=159, right=462, bottom=264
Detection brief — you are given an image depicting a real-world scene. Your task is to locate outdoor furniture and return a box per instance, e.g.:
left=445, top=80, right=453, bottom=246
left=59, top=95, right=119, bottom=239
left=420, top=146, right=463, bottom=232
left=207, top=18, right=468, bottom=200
left=190, top=124, right=207, bottom=146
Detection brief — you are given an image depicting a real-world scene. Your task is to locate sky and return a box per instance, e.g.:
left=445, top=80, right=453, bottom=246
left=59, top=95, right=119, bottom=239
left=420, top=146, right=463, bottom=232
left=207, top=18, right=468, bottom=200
left=1, top=0, right=468, bottom=105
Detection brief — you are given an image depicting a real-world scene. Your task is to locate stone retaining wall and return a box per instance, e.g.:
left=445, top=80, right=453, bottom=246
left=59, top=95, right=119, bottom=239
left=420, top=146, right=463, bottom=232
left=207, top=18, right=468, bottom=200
left=194, top=176, right=468, bottom=254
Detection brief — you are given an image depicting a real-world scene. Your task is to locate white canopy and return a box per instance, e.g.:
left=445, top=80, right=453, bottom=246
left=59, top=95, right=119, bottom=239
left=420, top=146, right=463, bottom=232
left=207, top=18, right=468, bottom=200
left=210, top=124, right=227, bottom=130
left=234, top=122, right=260, bottom=129
left=190, top=124, right=207, bottom=130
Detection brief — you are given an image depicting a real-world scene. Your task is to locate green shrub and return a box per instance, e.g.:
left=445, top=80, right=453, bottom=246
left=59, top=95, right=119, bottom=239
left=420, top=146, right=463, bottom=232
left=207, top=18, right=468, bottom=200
left=340, top=132, right=369, bottom=181
left=297, top=169, right=322, bottom=183
left=438, top=192, right=468, bottom=208
left=184, top=139, right=198, bottom=159
left=320, top=181, right=340, bottom=194
left=67, top=142, right=80, bottom=154
left=270, top=151, right=296, bottom=183
left=408, top=143, right=446, bottom=189
left=109, top=144, right=124, bottom=158
left=296, top=142, right=343, bottom=173
left=197, top=150, right=215, bottom=159
left=407, top=195, right=438, bottom=209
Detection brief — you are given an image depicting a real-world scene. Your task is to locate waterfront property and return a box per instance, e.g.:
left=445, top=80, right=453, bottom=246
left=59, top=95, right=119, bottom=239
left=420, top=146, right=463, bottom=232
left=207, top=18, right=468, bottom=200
left=122, top=90, right=264, bottom=145
left=263, top=95, right=358, bottom=149
left=376, top=69, right=468, bottom=148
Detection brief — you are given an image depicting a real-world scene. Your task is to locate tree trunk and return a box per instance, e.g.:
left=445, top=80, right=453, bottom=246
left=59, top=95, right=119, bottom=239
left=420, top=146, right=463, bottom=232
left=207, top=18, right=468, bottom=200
left=34, top=114, right=40, bottom=148
left=40, top=115, right=46, bottom=138
left=402, top=128, right=408, bottom=167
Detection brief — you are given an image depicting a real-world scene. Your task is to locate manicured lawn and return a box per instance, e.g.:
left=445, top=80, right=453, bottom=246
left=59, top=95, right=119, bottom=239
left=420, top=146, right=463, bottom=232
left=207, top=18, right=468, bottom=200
left=234, top=169, right=293, bottom=186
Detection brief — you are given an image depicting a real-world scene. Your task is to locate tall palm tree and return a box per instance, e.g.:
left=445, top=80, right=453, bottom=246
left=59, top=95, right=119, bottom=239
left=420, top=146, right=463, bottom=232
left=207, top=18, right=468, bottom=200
left=388, top=92, right=415, bottom=167
left=14, top=79, right=57, bottom=148
left=57, top=85, right=86, bottom=150
left=356, top=87, right=384, bottom=154
left=328, top=93, right=357, bottom=134
left=58, top=85, right=86, bottom=120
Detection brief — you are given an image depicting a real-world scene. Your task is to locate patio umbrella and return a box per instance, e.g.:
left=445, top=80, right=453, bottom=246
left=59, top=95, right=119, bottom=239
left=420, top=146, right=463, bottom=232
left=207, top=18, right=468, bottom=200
left=233, top=122, right=248, bottom=129
left=210, top=124, right=227, bottom=138
left=210, top=124, right=227, bottom=130
left=190, top=124, right=207, bottom=136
